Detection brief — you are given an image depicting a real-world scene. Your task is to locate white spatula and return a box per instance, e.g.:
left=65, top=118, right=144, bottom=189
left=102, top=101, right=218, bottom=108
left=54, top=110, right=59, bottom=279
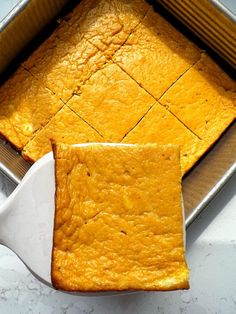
left=0, top=147, right=55, bottom=287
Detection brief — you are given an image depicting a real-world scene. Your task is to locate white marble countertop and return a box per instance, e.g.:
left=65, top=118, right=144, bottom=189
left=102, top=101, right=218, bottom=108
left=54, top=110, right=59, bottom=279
left=0, top=171, right=236, bottom=314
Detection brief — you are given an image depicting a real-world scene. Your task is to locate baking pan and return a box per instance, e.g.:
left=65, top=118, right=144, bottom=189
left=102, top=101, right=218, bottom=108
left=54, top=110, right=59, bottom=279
left=157, top=0, right=236, bottom=69
left=0, top=0, right=68, bottom=73
left=0, top=0, right=235, bottom=228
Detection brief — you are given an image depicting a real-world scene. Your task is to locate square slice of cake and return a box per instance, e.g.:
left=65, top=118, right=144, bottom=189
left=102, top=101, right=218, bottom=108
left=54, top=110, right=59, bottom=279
left=67, top=63, right=155, bottom=142
left=113, top=8, right=201, bottom=99
left=51, top=142, right=189, bottom=291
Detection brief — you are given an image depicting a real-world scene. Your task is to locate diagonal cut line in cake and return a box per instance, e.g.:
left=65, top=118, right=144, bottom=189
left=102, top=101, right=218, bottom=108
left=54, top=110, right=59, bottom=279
left=112, top=7, right=202, bottom=100
left=0, top=66, right=64, bottom=151
left=22, top=39, right=111, bottom=108
left=159, top=54, right=236, bottom=143
left=111, top=5, right=235, bottom=146
left=20, top=0, right=150, bottom=104
left=108, top=4, right=204, bottom=139
left=64, top=104, right=104, bottom=138
left=121, top=101, right=212, bottom=175
left=119, top=53, right=235, bottom=174
left=22, top=105, right=103, bottom=162
left=114, top=60, right=202, bottom=141
left=66, top=61, right=157, bottom=142
left=120, top=103, right=156, bottom=142
left=21, top=20, right=108, bottom=103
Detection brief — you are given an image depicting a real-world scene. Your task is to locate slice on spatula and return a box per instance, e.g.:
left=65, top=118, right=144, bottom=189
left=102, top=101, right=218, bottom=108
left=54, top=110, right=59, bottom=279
left=51, top=142, right=189, bottom=292
left=0, top=142, right=188, bottom=294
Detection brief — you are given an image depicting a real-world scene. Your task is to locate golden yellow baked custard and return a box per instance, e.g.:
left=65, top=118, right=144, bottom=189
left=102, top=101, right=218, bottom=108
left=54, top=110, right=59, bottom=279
left=23, top=106, right=102, bottom=162
left=0, top=0, right=235, bottom=175
left=113, top=8, right=201, bottom=99
left=52, top=142, right=189, bottom=291
left=159, top=54, right=236, bottom=144
left=122, top=103, right=210, bottom=174
left=22, top=21, right=107, bottom=103
left=67, top=62, right=155, bottom=141
left=66, top=0, right=150, bottom=58
left=0, top=67, right=63, bottom=149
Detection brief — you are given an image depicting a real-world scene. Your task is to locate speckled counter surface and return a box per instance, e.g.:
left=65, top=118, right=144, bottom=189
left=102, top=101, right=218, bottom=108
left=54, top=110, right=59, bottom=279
left=0, top=171, right=236, bottom=314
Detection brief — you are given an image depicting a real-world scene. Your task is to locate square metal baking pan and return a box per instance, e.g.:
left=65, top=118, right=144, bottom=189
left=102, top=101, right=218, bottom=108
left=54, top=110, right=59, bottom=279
left=0, top=0, right=235, bottom=228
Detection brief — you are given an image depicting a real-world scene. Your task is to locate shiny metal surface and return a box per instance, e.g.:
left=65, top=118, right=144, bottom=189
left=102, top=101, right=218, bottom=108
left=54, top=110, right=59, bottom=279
left=157, top=0, right=236, bottom=69
left=0, top=0, right=68, bottom=73
left=183, top=122, right=236, bottom=227
left=0, top=138, right=31, bottom=185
